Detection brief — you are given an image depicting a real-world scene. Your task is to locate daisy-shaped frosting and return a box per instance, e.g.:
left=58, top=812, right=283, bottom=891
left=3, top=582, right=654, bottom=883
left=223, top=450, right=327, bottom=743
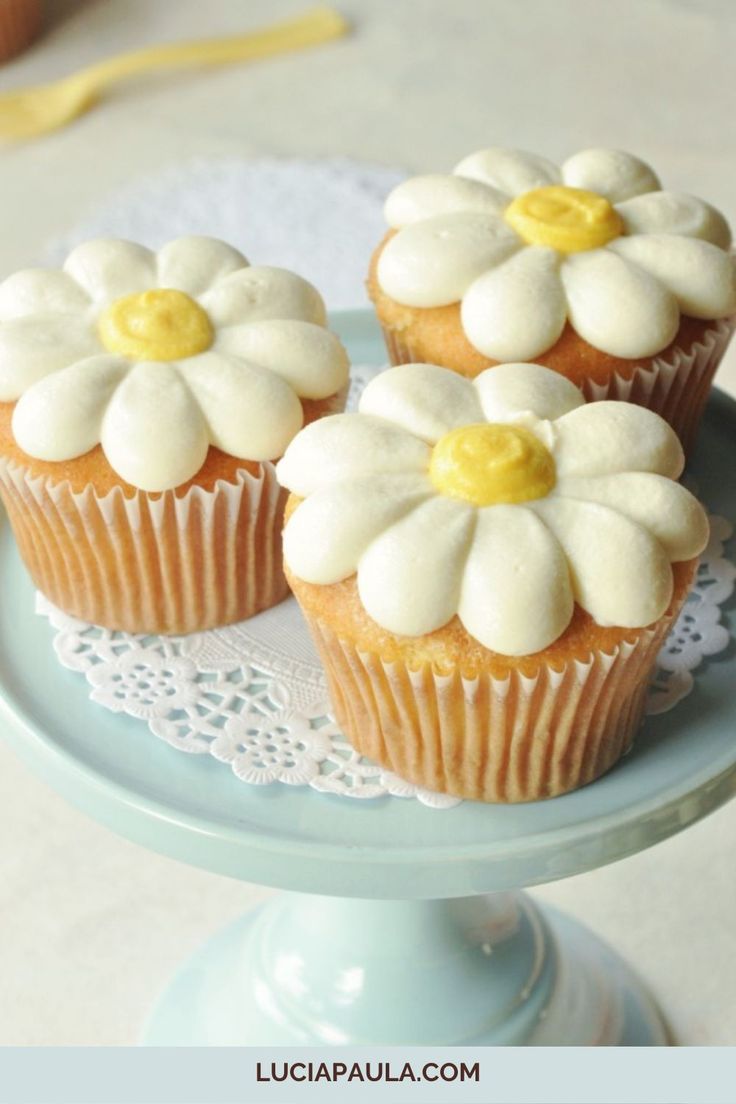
left=0, top=236, right=349, bottom=491
left=378, top=148, right=736, bottom=360
left=277, top=362, right=709, bottom=657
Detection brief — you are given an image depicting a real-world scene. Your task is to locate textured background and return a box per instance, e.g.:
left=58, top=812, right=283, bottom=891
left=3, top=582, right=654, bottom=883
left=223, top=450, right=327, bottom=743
left=0, top=0, right=735, bottom=1045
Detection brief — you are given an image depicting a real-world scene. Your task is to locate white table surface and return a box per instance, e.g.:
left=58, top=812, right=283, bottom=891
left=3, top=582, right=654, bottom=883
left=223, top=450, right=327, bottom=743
left=0, top=0, right=735, bottom=1046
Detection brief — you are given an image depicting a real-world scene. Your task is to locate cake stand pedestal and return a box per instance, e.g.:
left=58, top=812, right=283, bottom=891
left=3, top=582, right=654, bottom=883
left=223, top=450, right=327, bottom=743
left=143, top=893, right=667, bottom=1045
left=1, top=323, right=735, bottom=1046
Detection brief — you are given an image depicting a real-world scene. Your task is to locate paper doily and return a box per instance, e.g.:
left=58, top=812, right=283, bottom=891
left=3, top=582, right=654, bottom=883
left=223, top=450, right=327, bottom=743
left=44, top=155, right=407, bottom=311
left=34, top=366, right=735, bottom=810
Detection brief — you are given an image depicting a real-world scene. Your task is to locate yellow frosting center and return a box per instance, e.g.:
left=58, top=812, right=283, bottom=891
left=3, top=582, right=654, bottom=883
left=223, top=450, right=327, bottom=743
left=504, top=185, right=623, bottom=253
left=430, top=423, right=556, bottom=507
left=98, top=288, right=214, bottom=361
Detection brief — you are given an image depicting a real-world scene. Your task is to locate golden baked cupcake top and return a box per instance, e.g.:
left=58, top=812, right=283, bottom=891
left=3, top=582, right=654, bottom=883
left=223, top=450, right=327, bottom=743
left=277, top=362, right=709, bottom=656
left=0, top=236, right=349, bottom=491
left=377, top=148, right=736, bottom=360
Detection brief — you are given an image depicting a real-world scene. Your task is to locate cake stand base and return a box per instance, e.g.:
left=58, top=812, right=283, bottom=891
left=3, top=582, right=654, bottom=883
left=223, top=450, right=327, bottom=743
left=142, top=892, right=667, bottom=1046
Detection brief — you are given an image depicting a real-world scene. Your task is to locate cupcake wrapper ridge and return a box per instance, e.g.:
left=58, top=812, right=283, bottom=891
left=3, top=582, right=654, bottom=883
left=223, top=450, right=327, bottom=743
left=306, top=602, right=682, bottom=803
left=0, top=457, right=289, bottom=634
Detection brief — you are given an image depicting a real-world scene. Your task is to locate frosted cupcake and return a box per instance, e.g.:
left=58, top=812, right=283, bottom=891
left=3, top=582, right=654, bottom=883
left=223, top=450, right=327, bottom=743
left=368, top=148, right=736, bottom=453
left=278, top=362, right=708, bottom=803
left=0, top=236, right=349, bottom=633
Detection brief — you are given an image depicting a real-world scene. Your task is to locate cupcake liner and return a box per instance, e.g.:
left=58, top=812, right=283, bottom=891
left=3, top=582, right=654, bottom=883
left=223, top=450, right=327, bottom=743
left=581, top=317, right=735, bottom=455
left=381, top=317, right=735, bottom=456
left=0, top=0, right=41, bottom=61
left=381, top=326, right=416, bottom=371
left=305, top=609, right=679, bottom=803
left=0, top=457, right=289, bottom=634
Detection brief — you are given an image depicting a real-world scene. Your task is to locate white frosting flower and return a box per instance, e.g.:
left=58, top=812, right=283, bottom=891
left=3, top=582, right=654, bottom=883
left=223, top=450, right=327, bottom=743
left=278, top=362, right=709, bottom=657
left=378, top=148, right=736, bottom=360
left=0, top=236, right=349, bottom=491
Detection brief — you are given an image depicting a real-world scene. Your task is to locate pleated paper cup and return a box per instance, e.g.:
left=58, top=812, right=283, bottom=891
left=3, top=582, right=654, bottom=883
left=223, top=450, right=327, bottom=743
left=303, top=591, right=687, bottom=803
left=381, top=317, right=735, bottom=457
left=578, top=317, right=735, bottom=456
left=0, top=457, right=289, bottom=634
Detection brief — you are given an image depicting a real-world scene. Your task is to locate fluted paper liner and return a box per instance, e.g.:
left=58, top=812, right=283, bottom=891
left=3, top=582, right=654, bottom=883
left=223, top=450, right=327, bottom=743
left=382, top=317, right=735, bottom=456
left=0, top=458, right=289, bottom=634
left=305, top=607, right=680, bottom=803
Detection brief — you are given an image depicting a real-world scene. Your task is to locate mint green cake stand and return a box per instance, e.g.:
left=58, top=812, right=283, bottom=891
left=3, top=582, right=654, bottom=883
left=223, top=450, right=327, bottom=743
left=1, top=311, right=735, bottom=1046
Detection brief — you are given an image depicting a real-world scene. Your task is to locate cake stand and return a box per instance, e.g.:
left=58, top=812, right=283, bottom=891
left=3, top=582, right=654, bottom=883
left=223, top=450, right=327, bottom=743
left=1, top=312, right=735, bottom=1047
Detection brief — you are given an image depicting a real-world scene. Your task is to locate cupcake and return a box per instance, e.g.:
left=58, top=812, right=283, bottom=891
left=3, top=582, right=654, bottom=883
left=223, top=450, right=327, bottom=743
left=0, top=0, right=42, bottom=62
left=277, top=362, right=709, bottom=803
left=0, top=236, right=349, bottom=633
left=368, top=148, right=736, bottom=453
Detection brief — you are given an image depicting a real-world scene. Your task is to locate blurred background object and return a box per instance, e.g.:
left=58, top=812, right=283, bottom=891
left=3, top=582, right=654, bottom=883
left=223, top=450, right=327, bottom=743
left=0, top=6, right=347, bottom=139
left=0, top=0, right=42, bottom=62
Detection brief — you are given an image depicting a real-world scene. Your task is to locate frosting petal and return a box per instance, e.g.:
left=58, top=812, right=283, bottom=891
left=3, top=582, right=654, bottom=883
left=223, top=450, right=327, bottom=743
left=178, top=352, right=303, bottom=461
left=156, top=236, right=248, bottom=296
left=280, top=361, right=706, bottom=655
left=283, top=474, right=432, bottom=584
left=359, top=363, right=483, bottom=443
left=458, top=504, right=573, bottom=655
left=100, top=362, right=209, bottom=491
left=0, top=315, right=100, bottom=401
left=201, top=266, right=327, bottom=327
left=454, top=148, right=560, bottom=196
left=474, top=361, right=584, bottom=422
left=0, top=268, right=91, bottom=321
left=0, top=237, right=346, bottom=492
left=63, top=239, right=156, bottom=302
left=215, top=319, right=349, bottom=400
left=561, top=149, right=660, bottom=202
left=554, top=473, right=709, bottom=561
left=552, top=401, right=684, bottom=479
left=616, top=191, right=731, bottom=250
left=277, top=414, right=431, bottom=497
left=461, top=247, right=567, bottom=360
left=384, top=174, right=508, bottom=228
left=380, top=149, right=733, bottom=362
left=377, top=213, right=519, bottom=308
left=12, top=356, right=128, bottom=461
left=608, top=234, right=736, bottom=319
left=560, top=249, right=680, bottom=357
left=358, top=496, right=476, bottom=635
left=532, top=498, right=673, bottom=626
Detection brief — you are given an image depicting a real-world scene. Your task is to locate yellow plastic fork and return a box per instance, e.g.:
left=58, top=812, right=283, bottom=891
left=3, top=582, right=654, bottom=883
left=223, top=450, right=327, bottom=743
left=0, top=6, right=348, bottom=141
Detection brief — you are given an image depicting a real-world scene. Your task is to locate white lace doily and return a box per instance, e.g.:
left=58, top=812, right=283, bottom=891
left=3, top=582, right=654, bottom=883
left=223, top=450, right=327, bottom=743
left=33, top=157, right=736, bottom=808
left=44, top=156, right=407, bottom=311
left=34, top=363, right=734, bottom=810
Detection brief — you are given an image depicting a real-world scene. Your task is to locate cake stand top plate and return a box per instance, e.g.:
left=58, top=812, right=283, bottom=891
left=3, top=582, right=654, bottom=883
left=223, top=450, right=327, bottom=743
left=1, top=311, right=735, bottom=900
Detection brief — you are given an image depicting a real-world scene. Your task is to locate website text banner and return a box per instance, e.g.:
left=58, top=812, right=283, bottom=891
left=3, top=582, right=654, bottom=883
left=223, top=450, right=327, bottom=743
left=1, top=1046, right=736, bottom=1104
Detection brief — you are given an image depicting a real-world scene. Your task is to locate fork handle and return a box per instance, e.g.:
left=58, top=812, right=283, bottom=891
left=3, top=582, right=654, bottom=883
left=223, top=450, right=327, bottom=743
left=80, top=6, right=348, bottom=88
